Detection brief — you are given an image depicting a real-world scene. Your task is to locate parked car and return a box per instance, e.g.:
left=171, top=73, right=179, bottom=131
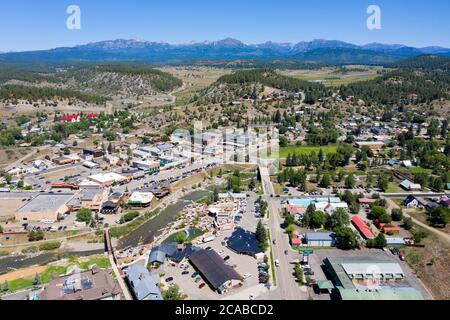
left=195, top=277, right=202, bottom=283
left=275, top=259, right=280, bottom=267
left=165, top=277, right=174, bottom=283
left=198, top=283, right=206, bottom=289
left=399, top=253, right=406, bottom=261
left=182, top=271, right=189, bottom=276
left=223, top=256, right=230, bottom=261
left=191, top=272, right=199, bottom=278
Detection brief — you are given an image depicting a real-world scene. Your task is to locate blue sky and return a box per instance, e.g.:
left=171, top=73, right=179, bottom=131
left=0, top=0, right=449, bottom=51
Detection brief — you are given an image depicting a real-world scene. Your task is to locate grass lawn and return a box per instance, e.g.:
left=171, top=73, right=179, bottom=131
left=77, top=257, right=111, bottom=270
left=163, top=228, right=205, bottom=244
left=408, top=167, right=432, bottom=175
left=4, top=255, right=113, bottom=294
left=272, top=182, right=284, bottom=196
left=386, top=182, right=408, bottom=194
left=279, top=145, right=338, bottom=158
left=393, top=198, right=406, bottom=207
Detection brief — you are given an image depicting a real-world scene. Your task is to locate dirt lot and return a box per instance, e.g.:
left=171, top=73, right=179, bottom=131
left=403, top=228, right=450, bottom=300
left=0, top=199, right=24, bottom=218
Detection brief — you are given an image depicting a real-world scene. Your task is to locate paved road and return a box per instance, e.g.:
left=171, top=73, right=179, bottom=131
left=259, top=165, right=308, bottom=300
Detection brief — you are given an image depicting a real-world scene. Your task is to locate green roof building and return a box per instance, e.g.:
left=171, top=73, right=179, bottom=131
left=323, top=258, right=424, bottom=300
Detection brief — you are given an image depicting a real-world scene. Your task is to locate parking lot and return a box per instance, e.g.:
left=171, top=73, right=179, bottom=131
left=160, top=192, right=273, bottom=300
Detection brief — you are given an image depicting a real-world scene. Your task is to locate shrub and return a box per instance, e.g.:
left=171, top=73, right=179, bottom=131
left=39, top=241, right=61, bottom=251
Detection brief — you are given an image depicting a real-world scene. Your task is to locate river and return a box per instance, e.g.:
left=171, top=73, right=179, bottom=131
left=118, top=189, right=211, bottom=249
left=0, top=189, right=211, bottom=273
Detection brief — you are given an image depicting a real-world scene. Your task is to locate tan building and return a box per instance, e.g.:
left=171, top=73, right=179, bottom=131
left=38, top=266, right=122, bottom=300
left=15, top=193, right=75, bottom=222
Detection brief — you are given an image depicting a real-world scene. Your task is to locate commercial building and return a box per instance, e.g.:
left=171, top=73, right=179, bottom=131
left=126, top=264, right=162, bottom=300
left=132, top=160, right=160, bottom=174
left=88, top=172, right=127, bottom=187
left=15, top=193, right=75, bottom=222
left=400, top=180, right=422, bottom=191
left=323, top=258, right=423, bottom=300
left=304, top=232, right=336, bottom=247
left=189, top=249, right=243, bottom=294
left=38, top=266, right=122, bottom=300
left=351, top=216, right=375, bottom=239
left=128, top=192, right=154, bottom=207
left=52, top=156, right=75, bottom=165
left=227, top=227, right=262, bottom=257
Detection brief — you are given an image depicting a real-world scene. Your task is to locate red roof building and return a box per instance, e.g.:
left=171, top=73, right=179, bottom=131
left=87, top=113, right=100, bottom=118
left=351, top=216, right=375, bottom=239
left=290, top=237, right=302, bottom=246
left=60, top=114, right=80, bottom=122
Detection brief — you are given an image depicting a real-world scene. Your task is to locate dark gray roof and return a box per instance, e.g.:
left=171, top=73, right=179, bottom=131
left=228, top=228, right=261, bottom=256
left=149, top=242, right=201, bottom=264
left=189, top=250, right=242, bottom=290
left=126, top=264, right=162, bottom=300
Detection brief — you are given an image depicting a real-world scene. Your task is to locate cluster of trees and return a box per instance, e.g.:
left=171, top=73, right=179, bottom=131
left=277, top=168, right=307, bottom=191
left=397, top=137, right=450, bottom=173
left=163, top=284, right=183, bottom=300
left=305, top=122, right=339, bottom=146
left=256, top=220, right=269, bottom=252
left=366, top=233, right=387, bottom=249
left=76, top=208, right=93, bottom=224
left=339, top=69, right=449, bottom=106
left=226, top=170, right=243, bottom=193
left=200, top=68, right=329, bottom=104
left=0, top=84, right=109, bottom=104
left=285, top=144, right=354, bottom=171
left=428, top=206, right=450, bottom=228
left=334, top=190, right=362, bottom=215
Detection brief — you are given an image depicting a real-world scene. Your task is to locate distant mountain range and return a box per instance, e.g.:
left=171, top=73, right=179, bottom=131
left=1, top=38, right=450, bottom=66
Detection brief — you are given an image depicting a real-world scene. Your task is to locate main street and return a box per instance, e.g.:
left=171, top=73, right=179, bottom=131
left=259, top=165, right=308, bottom=300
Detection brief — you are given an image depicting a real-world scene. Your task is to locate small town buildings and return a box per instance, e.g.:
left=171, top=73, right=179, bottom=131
left=15, top=193, right=75, bottom=222
left=78, top=179, right=102, bottom=190
left=355, top=141, right=385, bottom=156
left=83, top=161, right=99, bottom=169
left=323, top=258, right=423, bottom=300
left=83, top=148, right=105, bottom=158
left=126, top=264, right=162, bottom=300
left=227, top=227, right=262, bottom=257
left=128, top=192, right=154, bottom=207
left=304, top=232, right=336, bottom=247
left=88, top=172, right=127, bottom=187
left=404, top=195, right=421, bottom=208
left=400, top=180, right=422, bottom=191
left=189, top=249, right=243, bottom=294
left=38, top=266, right=122, bottom=300
left=132, top=160, right=160, bottom=173
left=351, top=216, right=375, bottom=240
left=52, top=156, right=75, bottom=165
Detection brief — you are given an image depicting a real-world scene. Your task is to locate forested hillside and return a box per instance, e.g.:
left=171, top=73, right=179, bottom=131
left=0, top=84, right=109, bottom=104
left=197, top=68, right=331, bottom=104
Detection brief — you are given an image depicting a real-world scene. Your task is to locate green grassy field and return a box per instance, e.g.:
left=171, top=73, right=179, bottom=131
left=279, top=145, right=338, bottom=158
left=386, top=182, right=408, bottom=194
left=281, top=67, right=383, bottom=87
left=4, top=255, right=111, bottom=294
left=408, top=167, right=432, bottom=175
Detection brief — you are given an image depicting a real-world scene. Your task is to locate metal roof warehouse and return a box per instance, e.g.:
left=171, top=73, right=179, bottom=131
left=15, top=193, right=75, bottom=222
left=189, top=249, right=243, bottom=292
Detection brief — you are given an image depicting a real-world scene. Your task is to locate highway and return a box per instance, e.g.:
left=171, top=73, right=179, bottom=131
left=259, top=164, right=308, bottom=300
